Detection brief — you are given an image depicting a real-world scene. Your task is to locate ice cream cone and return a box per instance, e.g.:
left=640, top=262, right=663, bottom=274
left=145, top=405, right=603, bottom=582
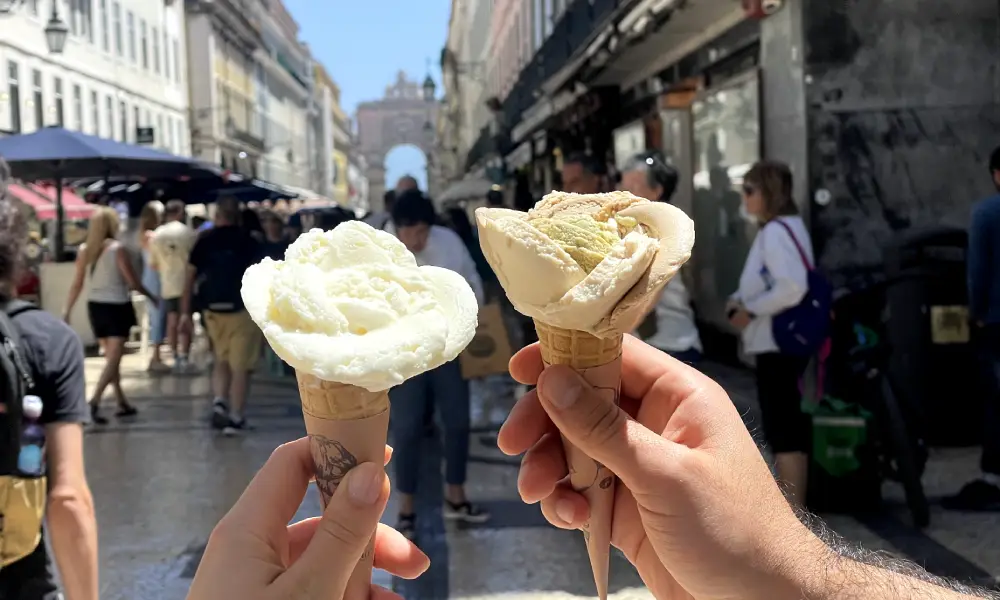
left=296, top=371, right=391, bottom=600
left=533, top=320, right=622, bottom=600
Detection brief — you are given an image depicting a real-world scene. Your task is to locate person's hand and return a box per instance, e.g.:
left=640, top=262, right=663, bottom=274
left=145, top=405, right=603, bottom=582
left=499, top=336, right=828, bottom=600
left=729, top=307, right=752, bottom=331
left=187, top=439, right=429, bottom=600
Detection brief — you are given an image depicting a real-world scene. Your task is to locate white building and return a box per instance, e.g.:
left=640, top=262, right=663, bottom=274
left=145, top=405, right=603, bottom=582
left=254, top=0, right=311, bottom=190
left=0, top=0, right=189, bottom=155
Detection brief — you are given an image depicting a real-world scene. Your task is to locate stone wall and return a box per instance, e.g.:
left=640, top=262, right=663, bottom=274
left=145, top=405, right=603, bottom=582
left=804, top=0, right=1000, bottom=284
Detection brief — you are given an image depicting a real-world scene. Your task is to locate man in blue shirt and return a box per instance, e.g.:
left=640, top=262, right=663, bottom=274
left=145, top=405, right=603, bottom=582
left=949, top=146, right=1000, bottom=511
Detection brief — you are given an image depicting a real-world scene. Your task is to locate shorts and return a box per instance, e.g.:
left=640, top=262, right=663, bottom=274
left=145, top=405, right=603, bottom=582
left=162, top=297, right=182, bottom=314
left=203, top=310, right=262, bottom=371
left=87, top=301, right=137, bottom=339
left=755, top=352, right=811, bottom=454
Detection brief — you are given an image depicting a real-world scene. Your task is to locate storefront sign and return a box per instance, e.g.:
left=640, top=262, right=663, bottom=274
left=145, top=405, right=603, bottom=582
left=135, top=127, right=155, bottom=145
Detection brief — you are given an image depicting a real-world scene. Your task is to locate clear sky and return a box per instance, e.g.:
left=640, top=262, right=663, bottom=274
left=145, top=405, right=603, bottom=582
left=283, top=0, right=451, bottom=191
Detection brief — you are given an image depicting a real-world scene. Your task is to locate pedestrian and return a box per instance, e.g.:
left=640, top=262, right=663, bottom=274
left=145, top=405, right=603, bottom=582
left=0, top=158, right=99, bottom=600
left=180, top=196, right=263, bottom=436
left=727, top=160, right=813, bottom=507
left=259, top=209, right=290, bottom=261
left=619, top=151, right=703, bottom=364
left=389, top=190, right=489, bottom=537
left=64, top=207, right=156, bottom=424
left=150, top=200, right=196, bottom=373
left=241, top=207, right=265, bottom=242
left=137, top=201, right=168, bottom=372
left=948, top=145, right=1000, bottom=511
left=560, top=152, right=604, bottom=195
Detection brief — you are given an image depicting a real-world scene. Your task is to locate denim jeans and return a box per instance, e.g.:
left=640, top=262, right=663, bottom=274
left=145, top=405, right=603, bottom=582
left=976, top=325, right=1000, bottom=475
left=389, top=359, right=470, bottom=495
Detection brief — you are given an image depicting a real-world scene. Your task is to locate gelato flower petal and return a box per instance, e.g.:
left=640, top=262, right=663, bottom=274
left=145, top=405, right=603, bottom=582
left=241, top=222, right=479, bottom=391
left=476, top=191, right=695, bottom=337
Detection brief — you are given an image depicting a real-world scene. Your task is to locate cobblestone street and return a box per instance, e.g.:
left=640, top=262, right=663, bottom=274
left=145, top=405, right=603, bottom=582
left=84, top=351, right=1000, bottom=599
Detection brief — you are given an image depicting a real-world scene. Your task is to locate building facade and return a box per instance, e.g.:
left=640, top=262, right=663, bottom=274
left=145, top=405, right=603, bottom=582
left=1, top=0, right=189, bottom=155
left=254, top=0, right=311, bottom=189
left=313, top=65, right=351, bottom=206
left=309, top=63, right=334, bottom=198
left=185, top=0, right=265, bottom=173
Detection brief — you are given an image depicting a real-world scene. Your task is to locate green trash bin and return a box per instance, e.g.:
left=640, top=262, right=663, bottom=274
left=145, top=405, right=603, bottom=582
left=805, top=396, right=881, bottom=513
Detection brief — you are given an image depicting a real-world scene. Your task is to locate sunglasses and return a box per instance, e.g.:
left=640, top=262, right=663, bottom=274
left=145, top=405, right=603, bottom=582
left=742, top=184, right=756, bottom=196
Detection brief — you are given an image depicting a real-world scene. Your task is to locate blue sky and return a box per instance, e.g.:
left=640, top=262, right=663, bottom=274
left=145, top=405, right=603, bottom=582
left=284, top=0, right=451, bottom=191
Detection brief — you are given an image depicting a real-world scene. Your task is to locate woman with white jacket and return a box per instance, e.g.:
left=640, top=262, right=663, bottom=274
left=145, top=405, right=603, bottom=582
left=728, top=161, right=814, bottom=507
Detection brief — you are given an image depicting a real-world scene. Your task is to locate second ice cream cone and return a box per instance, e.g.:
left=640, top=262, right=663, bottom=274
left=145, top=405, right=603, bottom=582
left=534, top=320, right=621, bottom=600
left=297, top=372, right=391, bottom=600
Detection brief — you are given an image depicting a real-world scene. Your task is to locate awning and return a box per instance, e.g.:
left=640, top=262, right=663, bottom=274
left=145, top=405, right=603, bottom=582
left=437, top=177, right=497, bottom=204
left=7, top=182, right=95, bottom=220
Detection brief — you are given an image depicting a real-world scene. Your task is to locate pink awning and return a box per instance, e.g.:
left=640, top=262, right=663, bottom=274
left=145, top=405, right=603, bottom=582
left=7, top=182, right=94, bottom=220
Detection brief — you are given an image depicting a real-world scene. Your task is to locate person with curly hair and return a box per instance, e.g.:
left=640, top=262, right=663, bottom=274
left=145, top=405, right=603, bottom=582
left=0, top=158, right=99, bottom=600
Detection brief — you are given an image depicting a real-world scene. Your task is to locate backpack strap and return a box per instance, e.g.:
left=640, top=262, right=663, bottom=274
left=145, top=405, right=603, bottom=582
left=0, top=301, right=36, bottom=390
left=772, top=219, right=813, bottom=271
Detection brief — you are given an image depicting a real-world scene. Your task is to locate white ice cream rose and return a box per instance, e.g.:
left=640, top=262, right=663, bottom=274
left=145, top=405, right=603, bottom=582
left=241, top=222, right=479, bottom=391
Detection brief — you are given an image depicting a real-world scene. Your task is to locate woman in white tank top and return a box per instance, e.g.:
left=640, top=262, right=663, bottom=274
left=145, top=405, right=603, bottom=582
left=64, top=207, right=159, bottom=424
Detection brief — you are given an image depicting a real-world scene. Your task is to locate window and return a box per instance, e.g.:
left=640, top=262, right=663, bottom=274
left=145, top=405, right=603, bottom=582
left=132, top=105, right=139, bottom=141
left=54, top=77, right=64, bottom=127
left=151, top=26, right=160, bottom=74
left=163, top=30, right=171, bottom=80
left=6, top=62, right=20, bottom=134
left=533, top=0, right=543, bottom=52
left=32, top=69, right=43, bottom=130
left=156, top=114, right=163, bottom=146
left=126, top=11, right=135, bottom=63
left=104, top=95, right=113, bottom=137
left=172, top=38, right=179, bottom=82
left=27, top=0, right=37, bottom=15
left=89, top=90, right=99, bottom=135
left=119, top=100, right=126, bottom=141
left=99, top=0, right=109, bottom=50
left=82, top=0, right=93, bottom=43
left=165, top=115, right=173, bottom=150
left=140, top=19, right=148, bottom=69
left=112, top=1, right=122, bottom=56
left=68, top=0, right=93, bottom=41
left=72, top=84, right=82, bottom=130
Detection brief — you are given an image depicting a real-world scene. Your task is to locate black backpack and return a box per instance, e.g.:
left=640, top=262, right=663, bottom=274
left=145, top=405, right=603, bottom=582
left=0, top=300, right=47, bottom=566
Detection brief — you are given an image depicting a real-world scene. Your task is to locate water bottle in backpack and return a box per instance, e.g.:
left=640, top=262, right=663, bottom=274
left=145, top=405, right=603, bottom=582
left=17, top=395, right=44, bottom=476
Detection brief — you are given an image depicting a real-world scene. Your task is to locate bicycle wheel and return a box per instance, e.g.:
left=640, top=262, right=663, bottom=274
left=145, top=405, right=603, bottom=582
left=880, top=376, right=931, bottom=528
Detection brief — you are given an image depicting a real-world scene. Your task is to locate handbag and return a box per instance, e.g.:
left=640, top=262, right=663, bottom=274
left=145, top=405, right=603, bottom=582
left=769, top=219, right=832, bottom=356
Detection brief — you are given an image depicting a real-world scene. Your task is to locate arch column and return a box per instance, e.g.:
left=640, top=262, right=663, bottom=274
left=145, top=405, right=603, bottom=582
left=366, top=161, right=387, bottom=212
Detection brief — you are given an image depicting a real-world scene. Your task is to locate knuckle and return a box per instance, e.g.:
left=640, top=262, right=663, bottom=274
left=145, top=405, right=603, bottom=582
left=581, top=397, right=626, bottom=448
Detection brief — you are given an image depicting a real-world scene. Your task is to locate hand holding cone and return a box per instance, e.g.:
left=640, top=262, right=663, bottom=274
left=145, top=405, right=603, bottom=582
left=477, top=191, right=695, bottom=599
left=241, top=222, right=480, bottom=599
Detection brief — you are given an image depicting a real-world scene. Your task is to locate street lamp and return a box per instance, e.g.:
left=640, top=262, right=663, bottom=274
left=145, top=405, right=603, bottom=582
left=422, top=75, right=436, bottom=103
left=44, top=1, right=69, bottom=55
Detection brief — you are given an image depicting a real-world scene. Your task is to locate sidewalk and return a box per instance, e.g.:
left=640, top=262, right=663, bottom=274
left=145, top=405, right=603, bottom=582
left=82, top=349, right=999, bottom=599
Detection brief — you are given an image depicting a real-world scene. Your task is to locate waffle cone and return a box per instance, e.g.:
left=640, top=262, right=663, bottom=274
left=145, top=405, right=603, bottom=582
left=297, top=372, right=389, bottom=420
left=534, top=321, right=623, bottom=369
left=295, top=370, right=391, bottom=600
left=533, top=320, right=622, bottom=600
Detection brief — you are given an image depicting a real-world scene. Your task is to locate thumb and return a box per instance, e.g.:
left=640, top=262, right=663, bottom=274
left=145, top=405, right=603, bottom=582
left=535, top=365, right=681, bottom=493
left=279, top=461, right=388, bottom=598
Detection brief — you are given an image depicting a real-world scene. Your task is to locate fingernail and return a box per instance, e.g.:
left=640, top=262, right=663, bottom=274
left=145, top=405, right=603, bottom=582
left=543, top=367, right=583, bottom=409
left=348, top=463, right=383, bottom=506
left=555, top=498, right=576, bottom=524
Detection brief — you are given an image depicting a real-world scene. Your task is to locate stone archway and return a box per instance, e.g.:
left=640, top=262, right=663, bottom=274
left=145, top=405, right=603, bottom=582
left=356, top=71, right=439, bottom=212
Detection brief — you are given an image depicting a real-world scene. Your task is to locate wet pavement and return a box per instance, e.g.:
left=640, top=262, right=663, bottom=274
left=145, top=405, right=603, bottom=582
left=81, top=349, right=1000, bottom=599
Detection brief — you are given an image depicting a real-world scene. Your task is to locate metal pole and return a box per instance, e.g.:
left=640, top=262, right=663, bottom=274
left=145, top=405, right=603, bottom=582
left=54, top=177, right=65, bottom=260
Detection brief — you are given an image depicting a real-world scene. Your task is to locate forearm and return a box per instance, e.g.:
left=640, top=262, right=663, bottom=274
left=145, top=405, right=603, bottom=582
left=64, top=284, right=82, bottom=316
left=47, top=488, right=99, bottom=600
left=786, top=532, right=992, bottom=600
